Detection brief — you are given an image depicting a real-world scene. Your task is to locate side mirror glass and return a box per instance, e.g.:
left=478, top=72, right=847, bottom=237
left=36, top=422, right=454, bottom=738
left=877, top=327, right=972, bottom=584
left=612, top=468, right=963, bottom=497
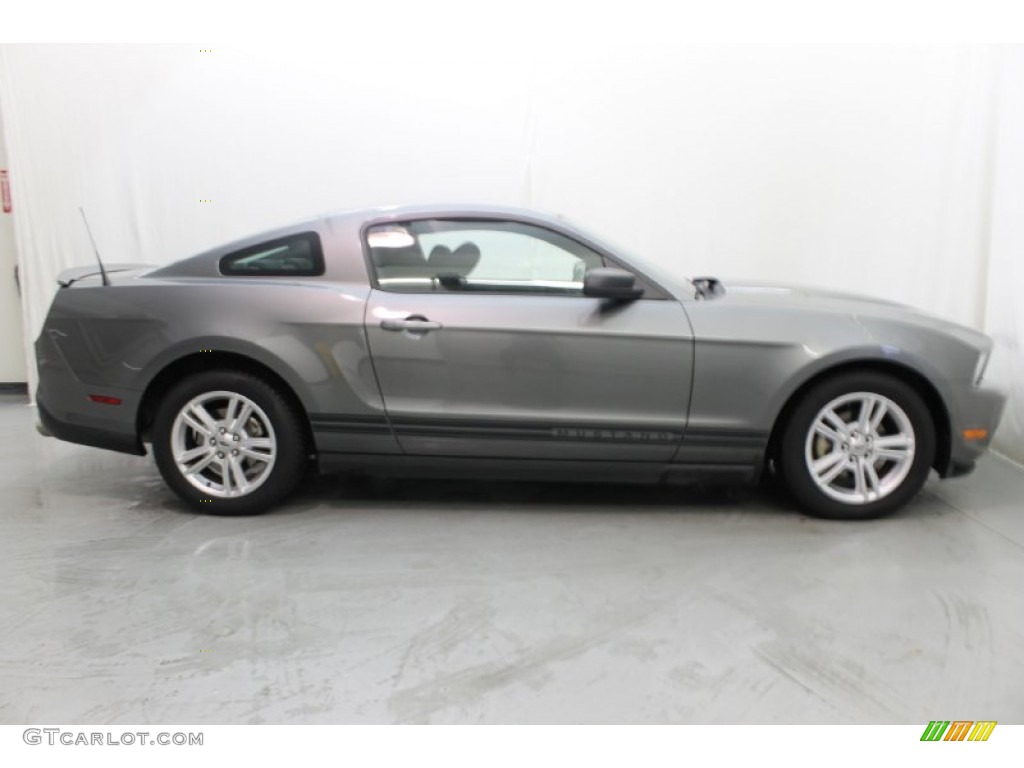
left=583, top=268, right=643, bottom=301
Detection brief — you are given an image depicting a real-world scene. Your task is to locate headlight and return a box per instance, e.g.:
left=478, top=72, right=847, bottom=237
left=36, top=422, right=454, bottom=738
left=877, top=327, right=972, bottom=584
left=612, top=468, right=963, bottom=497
left=973, top=350, right=990, bottom=386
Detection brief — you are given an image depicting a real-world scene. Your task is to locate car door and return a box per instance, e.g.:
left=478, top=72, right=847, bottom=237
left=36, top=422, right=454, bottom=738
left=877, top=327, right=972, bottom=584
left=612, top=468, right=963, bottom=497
left=362, top=216, right=694, bottom=462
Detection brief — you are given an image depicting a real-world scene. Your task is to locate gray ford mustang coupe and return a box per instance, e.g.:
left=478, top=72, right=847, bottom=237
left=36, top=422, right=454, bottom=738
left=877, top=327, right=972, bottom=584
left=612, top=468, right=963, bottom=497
left=35, top=204, right=1005, bottom=518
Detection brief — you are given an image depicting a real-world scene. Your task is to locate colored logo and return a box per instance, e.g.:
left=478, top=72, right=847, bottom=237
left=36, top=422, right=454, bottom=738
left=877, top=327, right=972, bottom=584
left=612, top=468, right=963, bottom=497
left=920, top=721, right=996, bottom=741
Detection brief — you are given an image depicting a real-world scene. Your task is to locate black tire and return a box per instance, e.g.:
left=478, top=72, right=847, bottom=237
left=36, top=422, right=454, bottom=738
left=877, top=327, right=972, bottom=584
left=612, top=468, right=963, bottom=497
left=778, top=371, right=936, bottom=520
left=152, top=369, right=308, bottom=515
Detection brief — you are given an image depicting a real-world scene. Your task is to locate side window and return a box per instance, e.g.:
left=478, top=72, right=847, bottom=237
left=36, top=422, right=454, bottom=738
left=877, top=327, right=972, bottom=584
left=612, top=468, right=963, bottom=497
left=365, top=219, right=605, bottom=295
left=220, top=232, right=325, bottom=277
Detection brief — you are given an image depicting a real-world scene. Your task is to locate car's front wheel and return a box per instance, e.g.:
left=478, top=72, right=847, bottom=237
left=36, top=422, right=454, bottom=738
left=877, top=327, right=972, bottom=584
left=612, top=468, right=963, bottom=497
left=152, top=370, right=308, bottom=515
left=778, top=371, right=936, bottom=519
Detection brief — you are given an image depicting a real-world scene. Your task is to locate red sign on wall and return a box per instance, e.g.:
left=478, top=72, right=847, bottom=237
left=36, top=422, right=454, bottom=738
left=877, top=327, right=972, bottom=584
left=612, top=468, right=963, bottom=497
left=0, top=170, right=10, bottom=213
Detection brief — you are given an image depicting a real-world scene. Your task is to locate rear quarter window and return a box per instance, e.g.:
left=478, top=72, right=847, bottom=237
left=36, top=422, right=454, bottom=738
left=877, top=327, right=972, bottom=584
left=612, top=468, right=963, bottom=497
left=219, top=232, right=325, bottom=277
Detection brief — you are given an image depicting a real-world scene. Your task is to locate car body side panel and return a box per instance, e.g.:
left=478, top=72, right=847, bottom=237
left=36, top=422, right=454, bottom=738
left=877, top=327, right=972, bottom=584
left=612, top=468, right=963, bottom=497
left=147, top=214, right=372, bottom=284
left=679, top=290, right=1000, bottom=473
left=36, top=277, right=401, bottom=456
left=364, top=290, right=694, bottom=461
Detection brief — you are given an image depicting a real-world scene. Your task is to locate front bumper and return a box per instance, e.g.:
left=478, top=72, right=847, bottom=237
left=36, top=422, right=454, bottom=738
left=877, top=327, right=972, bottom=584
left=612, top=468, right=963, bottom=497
left=940, top=383, right=1006, bottom=478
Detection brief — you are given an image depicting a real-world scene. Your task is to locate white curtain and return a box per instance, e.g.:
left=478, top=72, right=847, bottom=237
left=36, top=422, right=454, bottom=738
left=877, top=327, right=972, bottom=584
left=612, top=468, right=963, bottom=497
left=982, top=48, right=1024, bottom=464
left=2, top=43, right=1021, bottom=461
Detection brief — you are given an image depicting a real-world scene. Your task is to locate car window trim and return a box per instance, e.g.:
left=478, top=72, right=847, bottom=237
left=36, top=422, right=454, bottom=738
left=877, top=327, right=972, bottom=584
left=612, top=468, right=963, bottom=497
left=219, top=231, right=326, bottom=278
left=359, top=215, right=670, bottom=300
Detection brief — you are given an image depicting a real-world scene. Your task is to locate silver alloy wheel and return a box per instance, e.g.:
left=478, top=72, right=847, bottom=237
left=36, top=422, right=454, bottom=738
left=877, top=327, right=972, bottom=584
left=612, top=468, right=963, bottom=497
left=804, top=391, right=916, bottom=505
left=170, top=390, right=277, bottom=498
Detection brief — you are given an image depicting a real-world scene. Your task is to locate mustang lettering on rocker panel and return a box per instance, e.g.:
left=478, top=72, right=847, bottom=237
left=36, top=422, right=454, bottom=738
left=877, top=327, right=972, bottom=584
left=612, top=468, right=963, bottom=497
left=310, top=414, right=682, bottom=444
left=551, top=428, right=677, bottom=443
left=309, top=414, right=767, bottom=452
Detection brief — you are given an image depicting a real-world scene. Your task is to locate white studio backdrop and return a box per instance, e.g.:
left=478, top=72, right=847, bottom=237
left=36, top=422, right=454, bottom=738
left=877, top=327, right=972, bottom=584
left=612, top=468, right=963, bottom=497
left=1, top=43, right=1022, bottom=462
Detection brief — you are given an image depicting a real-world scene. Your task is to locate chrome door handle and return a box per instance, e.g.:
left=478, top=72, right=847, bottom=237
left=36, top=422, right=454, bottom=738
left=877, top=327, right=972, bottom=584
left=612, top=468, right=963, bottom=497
left=380, top=316, right=443, bottom=333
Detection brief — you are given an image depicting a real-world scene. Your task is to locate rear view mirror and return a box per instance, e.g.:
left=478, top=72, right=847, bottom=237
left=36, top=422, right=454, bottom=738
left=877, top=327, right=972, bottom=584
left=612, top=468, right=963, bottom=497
left=583, top=268, right=643, bottom=301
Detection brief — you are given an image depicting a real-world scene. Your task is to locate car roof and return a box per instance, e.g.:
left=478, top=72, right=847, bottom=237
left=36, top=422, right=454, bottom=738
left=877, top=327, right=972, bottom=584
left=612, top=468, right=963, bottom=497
left=148, top=203, right=579, bottom=279
left=323, top=202, right=569, bottom=226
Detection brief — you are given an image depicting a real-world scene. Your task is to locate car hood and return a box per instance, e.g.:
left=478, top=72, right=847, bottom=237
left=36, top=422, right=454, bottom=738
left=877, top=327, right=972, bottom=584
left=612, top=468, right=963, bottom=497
left=720, top=280, right=909, bottom=309
left=697, top=278, right=991, bottom=351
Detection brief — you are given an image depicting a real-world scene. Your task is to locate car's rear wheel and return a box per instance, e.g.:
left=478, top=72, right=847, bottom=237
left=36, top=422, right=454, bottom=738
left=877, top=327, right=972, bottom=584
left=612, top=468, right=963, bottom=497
left=778, top=371, right=936, bottom=519
left=152, top=370, right=308, bottom=515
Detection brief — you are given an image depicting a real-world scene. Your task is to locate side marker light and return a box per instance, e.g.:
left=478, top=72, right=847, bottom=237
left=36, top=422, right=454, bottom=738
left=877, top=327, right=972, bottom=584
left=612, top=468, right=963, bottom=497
left=88, top=395, right=122, bottom=405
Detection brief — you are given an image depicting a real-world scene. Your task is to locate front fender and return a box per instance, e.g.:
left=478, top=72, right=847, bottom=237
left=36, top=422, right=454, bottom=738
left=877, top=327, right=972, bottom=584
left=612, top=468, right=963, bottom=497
left=765, top=344, right=958, bottom=433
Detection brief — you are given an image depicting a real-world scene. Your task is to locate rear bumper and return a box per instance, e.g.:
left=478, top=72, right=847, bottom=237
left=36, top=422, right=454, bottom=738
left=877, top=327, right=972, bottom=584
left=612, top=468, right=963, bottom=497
left=36, top=396, right=146, bottom=456
left=34, top=322, right=147, bottom=456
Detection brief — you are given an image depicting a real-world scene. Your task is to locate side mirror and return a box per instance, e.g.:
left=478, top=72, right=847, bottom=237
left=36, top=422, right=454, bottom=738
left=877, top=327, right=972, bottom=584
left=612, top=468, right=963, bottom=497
left=583, top=268, right=643, bottom=301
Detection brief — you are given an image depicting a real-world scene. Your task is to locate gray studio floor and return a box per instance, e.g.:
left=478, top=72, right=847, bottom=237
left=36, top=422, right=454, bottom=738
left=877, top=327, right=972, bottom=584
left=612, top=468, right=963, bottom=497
left=1, top=392, right=1022, bottom=724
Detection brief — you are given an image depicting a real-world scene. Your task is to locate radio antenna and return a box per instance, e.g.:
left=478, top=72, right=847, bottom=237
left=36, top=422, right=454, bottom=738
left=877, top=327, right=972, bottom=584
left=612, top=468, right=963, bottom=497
left=79, top=207, right=110, bottom=286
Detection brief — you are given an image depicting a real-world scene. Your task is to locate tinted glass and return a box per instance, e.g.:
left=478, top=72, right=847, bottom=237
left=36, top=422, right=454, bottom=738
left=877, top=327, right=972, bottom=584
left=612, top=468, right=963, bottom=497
left=366, top=219, right=605, bottom=295
left=220, top=232, right=324, bottom=276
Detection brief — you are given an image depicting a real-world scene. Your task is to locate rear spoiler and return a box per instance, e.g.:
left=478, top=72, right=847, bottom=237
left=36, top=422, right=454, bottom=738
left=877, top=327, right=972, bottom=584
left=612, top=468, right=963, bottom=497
left=57, top=263, right=152, bottom=288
